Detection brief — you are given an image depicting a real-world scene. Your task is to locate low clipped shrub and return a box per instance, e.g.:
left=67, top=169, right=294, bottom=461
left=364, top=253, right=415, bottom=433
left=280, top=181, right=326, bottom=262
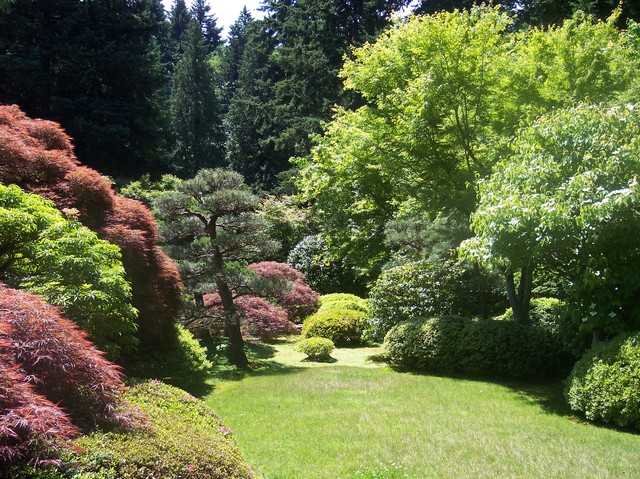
left=565, top=332, right=640, bottom=429
left=296, top=337, right=335, bottom=361
left=319, top=293, right=369, bottom=314
left=497, top=297, right=589, bottom=357
left=13, top=381, right=254, bottom=479
left=384, top=316, right=573, bottom=380
left=458, top=319, right=573, bottom=379
left=302, top=308, right=366, bottom=346
left=383, top=316, right=467, bottom=373
left=367, top=258, right=504, bottom=342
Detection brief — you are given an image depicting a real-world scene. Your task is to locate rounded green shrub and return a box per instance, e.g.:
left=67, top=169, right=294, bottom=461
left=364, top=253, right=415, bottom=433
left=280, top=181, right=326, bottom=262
left=367, top=258, right=504, bottom=342
left=383, top=316, right=467, bottom=373
left=459, top=319, right=572, bottom=379
left=385, top=316, right=573, bottom=380
left=302, top=308, right=366, bottom=346
left=296, top=337, right=335, bottom=360
left=565, top=332, right=640, bottom=429
left=319, top=293, right=369, bottom=314
left=124, top=324, right=213, bottom=394
left=497, top=297, right=589, bottom=357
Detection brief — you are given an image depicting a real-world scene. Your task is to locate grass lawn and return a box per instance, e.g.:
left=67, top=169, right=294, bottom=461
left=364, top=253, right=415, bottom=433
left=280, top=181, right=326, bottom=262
left=206, top=339, right=640, bottom=479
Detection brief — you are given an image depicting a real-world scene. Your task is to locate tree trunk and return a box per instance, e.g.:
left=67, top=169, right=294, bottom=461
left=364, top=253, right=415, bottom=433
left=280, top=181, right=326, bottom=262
left=505, top=266, right=533, bottom=324
left=193, top=291, right=205, bottom=308
left=216, top=279, right=248, bottom=367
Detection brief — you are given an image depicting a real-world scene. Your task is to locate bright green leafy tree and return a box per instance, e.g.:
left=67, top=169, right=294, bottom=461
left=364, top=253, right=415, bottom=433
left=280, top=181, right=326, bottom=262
left=295, top=7, right=640, bottom=278
left=0, top=184, right=138, bottom=358
left=461, top=104, right=640, bottom=339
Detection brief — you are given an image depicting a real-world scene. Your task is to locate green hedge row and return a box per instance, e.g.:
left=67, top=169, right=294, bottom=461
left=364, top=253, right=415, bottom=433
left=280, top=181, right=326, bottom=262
left=384, top=316, right=574, bottom=380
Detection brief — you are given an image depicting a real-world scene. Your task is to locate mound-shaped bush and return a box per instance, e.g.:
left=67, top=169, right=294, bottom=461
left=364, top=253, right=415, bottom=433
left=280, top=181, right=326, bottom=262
left=565, top=332, right=640, bottom=429
left=13, top=381, right=254, bottom=478
left=497, top=297, right=588, bottom=357
left=0, top=105, right=182, bottom=352
left=125, top=324, right=213, bottom=395
left=302, top=308, right=366, bottom=346
left=296, top=337, right=335, bottom=361
left=368, top=258, right=504, bottom=342
left=319, top=293, right=369, bottom=314
left=383, top=316, right=467, bottom=373
left=249, top=261, right=319, bottom=323
left=385, top=316, right=573, bottom=380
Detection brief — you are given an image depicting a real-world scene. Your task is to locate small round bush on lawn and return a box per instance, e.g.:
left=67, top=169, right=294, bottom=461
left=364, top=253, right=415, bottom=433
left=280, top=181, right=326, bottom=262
left=319, top=293, right=369, bottom=314
left=302, top=308, right=366, bottom=346
left=565, top=332, right=640, bottom=429
left=296, top=337, right=335, bottom=360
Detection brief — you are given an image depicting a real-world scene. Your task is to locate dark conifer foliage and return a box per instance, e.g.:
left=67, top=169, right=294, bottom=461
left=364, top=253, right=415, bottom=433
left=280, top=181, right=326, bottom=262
left=0, top=0, right=168, bottom=178
left=170, top=19, right=224, bottom=177
left=191, top=0, right=223, bottom=53
left=225, top=0, right=412, bottom=189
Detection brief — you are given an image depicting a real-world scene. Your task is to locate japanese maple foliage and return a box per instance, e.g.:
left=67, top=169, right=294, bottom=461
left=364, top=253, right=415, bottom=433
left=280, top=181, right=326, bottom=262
left=0, top=284, right=138, bottom=430
left=249, top=261, right=319, bottom=322
left=0, top=105, right=182, bottom=350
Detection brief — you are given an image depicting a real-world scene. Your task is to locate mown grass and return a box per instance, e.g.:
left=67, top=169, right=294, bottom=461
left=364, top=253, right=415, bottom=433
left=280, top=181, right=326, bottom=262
left=206, top=339, right=640, bottom=479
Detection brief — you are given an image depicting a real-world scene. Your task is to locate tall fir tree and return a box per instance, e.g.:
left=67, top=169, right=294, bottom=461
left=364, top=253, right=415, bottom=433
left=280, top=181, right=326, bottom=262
left=218, top=7, right=253, bottom=115
left=169, top=0, right=191, bottom=48
left=170, top=19, right=224, bottom=177
left=191, top=0, right=222, bottom=53
left=0, top=0, right=168, bottom=178
left=225, top=0, right=412, bottom=189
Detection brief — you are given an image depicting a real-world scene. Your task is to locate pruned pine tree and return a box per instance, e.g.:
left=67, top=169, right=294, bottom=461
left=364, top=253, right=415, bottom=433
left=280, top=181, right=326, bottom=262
left=154, top=168, right=278, bottom=367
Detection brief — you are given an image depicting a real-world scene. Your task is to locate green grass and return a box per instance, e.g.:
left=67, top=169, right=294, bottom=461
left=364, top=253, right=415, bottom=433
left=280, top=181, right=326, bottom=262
left=206, top=339, right=640, bottom=479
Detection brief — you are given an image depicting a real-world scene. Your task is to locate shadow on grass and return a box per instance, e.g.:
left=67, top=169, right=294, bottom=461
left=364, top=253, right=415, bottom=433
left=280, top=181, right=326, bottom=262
left=203, top=338, right=306, bottom=383
left=389, top=365, right=573, bottom=418
left=301, top=356, right=338, bottom=364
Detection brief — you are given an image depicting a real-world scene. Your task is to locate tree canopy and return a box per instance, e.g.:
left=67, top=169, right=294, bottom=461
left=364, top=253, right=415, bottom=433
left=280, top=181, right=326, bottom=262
left=295, top=7, right=640, bottom=279
left=0, top=183, right=138, bottom=358
left=462, top=104, right=640, bottom=337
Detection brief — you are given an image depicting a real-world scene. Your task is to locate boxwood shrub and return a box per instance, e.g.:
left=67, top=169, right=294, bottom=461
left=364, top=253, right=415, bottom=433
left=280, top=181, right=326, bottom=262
left=302, top=308, right=366, bottom=346
left=318, top=293, right=369, bottom=314
left=384, top=316, right=573, bottom=380
left=296, top=337, right=335, bottom=360
left=565, top=332, right=640, bottom=429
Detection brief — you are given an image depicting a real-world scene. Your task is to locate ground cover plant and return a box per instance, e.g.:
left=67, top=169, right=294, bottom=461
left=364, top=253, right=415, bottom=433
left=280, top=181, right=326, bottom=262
left=207, top=340, right=640, bottom=479
left=11, top=381, right=253, bottom=479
